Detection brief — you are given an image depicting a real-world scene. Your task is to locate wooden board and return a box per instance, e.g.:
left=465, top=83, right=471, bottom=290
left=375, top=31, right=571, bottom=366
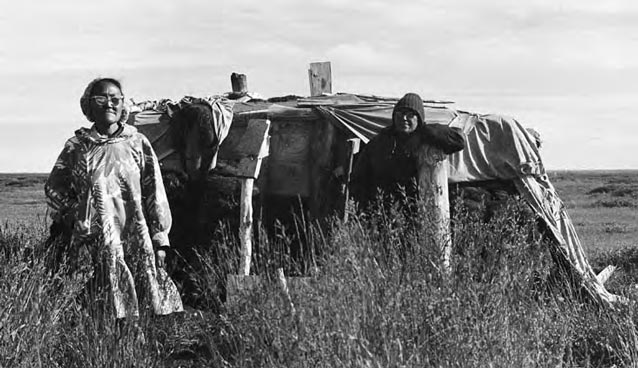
left=309, top=118, right=335, bottom=217
left=267, top=163, right=310, bottom=197
left=215, top=119, right=270, bottom=179
left=265, top=120, right=313, bottom=196
left=308, top=62, right=332, bottom=96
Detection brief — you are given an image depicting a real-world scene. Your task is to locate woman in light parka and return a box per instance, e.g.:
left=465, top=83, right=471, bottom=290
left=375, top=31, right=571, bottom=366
left=45, top=77, right=183, bottom=319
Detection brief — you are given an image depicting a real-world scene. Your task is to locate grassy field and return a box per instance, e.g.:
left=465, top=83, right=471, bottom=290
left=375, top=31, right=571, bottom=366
left=549, top=170, right=638, bottom=256
left=0, top=173, right=48, bottom=226
left=3, top=171, right=636, bottom=255
left=1, top=170, right=638, bottom=367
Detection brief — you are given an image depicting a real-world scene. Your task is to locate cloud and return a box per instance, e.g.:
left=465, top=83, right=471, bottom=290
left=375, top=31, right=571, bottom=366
left=3, top=0, right=638, bottom=171
left=326, top=42, right=418, bottom=74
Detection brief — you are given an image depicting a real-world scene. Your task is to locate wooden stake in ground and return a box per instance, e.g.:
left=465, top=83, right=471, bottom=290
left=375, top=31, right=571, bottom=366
left=225, top=118, right=270, bottom=302
left=239, top=179, right=254, bottom=275
left=415, top=145, right=451, bottom=272
left=236, top=119, right=270, bottom=275
left=342, top=138, right=360, bottom=222
left=214, top=118, right=270, bottom=276
left=276, top=268, right=296, bottom=316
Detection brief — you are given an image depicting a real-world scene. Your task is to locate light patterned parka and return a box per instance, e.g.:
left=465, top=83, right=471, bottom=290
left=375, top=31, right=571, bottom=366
left=45, top=123, right=183, bottom=318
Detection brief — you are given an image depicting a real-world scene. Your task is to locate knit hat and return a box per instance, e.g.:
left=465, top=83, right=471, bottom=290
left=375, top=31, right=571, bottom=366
left=80, top=77, right=130, bottom=124
left=393, top=93, right=425, bottom=125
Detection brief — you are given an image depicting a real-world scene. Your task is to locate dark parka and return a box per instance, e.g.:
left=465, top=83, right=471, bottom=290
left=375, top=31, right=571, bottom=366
left=350, top=93, right=465, bottom=207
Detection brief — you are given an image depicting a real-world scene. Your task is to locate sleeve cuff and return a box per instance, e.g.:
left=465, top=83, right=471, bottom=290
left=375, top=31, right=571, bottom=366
left=152, top=232, right=170, bottom=249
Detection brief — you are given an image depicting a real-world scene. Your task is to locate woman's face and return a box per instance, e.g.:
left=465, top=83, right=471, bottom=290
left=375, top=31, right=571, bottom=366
left=89, top=81, right=124, bottom=126
left=393, top=108, right=419, bottom=134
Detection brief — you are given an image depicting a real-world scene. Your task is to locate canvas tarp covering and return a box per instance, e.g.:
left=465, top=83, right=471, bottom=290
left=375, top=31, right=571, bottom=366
left=128, top=92, right=617, bottom=304
left=128, top=96, right=235, bottom=173
left=310, top=94, right=616, bottom=303
left=304, top=94, right=544, bottom=182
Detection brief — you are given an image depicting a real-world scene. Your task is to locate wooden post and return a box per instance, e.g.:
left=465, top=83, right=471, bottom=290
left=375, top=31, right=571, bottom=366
left=416, top=146, right=451, bottom=272
left=231, top=72, right=248, bottom=94
left=308, top=62, right=332, bottom=96
left=342, top=138, right=360, bottom=222
left=276, top=268, right=296, bottom=316
left=239, top=178, right=254, bottom=275
left=596, top=265, right=617, bottom=285
left=215, top=118, right=270, bottom=276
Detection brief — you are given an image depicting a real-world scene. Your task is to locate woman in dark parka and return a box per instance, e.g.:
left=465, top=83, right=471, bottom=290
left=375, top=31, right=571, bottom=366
left=350, top=92, right=465, bottom=208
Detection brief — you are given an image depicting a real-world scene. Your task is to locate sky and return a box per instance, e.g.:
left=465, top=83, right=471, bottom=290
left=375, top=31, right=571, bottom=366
left=1, top=0, right=637, bottom=172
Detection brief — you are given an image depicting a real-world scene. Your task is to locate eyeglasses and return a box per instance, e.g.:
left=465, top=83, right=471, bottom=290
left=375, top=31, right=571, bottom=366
left=89, top=95, right=124, bottom=106
left=393, top=109, right=417, bottom=119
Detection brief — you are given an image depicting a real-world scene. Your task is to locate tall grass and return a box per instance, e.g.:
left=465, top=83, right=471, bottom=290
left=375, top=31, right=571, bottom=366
left=0, top=222, right=80, bottom=367
left=2, top=197, right=638, bottom=367
left=221, top=198, right=638, bottom=367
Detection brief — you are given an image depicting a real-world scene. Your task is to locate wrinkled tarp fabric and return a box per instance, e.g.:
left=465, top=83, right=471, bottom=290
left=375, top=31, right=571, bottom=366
left=315, top=103, right=544, bottom=182
left=45, top=124, right=184, bottom=318
left=447, top=113, right=545, bottom=181
left=129, top=96, right=235, bottom=171
left=513, top=176, right=617, bottom=302
left=311, top=94, right=614, bottom=303
left=124, top=92, right=614, bottom=303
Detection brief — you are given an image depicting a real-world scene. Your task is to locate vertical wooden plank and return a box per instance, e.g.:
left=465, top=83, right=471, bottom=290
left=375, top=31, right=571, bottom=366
left=235, top=119, right=270, bottom=276
left=416, top=146, right=451, bottom=272
left=309, top=119, right=335, bottom=219
left=239, top=178, right=254, bottom=276
left=342, top=138, right=360, bottom=222
left=276, top=268, right=296, bottom=316
left=308, top=62, right=332, bottom=96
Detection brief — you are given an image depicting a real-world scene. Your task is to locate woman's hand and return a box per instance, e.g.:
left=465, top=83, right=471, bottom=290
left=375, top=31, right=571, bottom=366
left=155, top=249, right=166, bottom=269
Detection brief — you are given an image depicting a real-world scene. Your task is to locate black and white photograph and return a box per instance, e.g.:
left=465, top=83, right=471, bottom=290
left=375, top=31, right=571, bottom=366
left=1, top=1, right=637, bottom=366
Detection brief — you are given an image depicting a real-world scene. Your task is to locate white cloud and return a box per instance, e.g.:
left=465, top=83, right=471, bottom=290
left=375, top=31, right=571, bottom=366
left=326, top=42, right=418, bottom=74
left=2, top=0, right=638, bottom=170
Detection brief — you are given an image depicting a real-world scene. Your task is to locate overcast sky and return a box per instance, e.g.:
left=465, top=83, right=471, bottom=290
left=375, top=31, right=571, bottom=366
left=1, top=0, right=637, bottom=172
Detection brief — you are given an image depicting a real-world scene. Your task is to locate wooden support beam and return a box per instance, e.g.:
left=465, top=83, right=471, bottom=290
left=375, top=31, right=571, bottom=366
left=234, top=106, right=320, bottom=123
left=342, top=138, right=360, bottom=222
left=216, top=119, right=270, bottom=178
left=231, top=72, right=248, bottom=94
left=228, top=119, right=270, bottom=276
left=239, top=178, right=254, bottom=276
left=596, top=265, right=617, bottom=285
left=276, top=268, right=296, bottom=317
left=416, top=146, right=451, bottom=272
left=308, top=62, right=332, bottom=96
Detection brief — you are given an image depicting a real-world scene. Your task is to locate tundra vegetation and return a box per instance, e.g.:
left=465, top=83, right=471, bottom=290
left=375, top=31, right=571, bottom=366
left=1, top=171, right=638, bottom=367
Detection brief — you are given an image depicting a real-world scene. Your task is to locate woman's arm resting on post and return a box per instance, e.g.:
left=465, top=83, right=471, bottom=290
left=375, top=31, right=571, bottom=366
left=417, top=124, right=465, bottom=154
